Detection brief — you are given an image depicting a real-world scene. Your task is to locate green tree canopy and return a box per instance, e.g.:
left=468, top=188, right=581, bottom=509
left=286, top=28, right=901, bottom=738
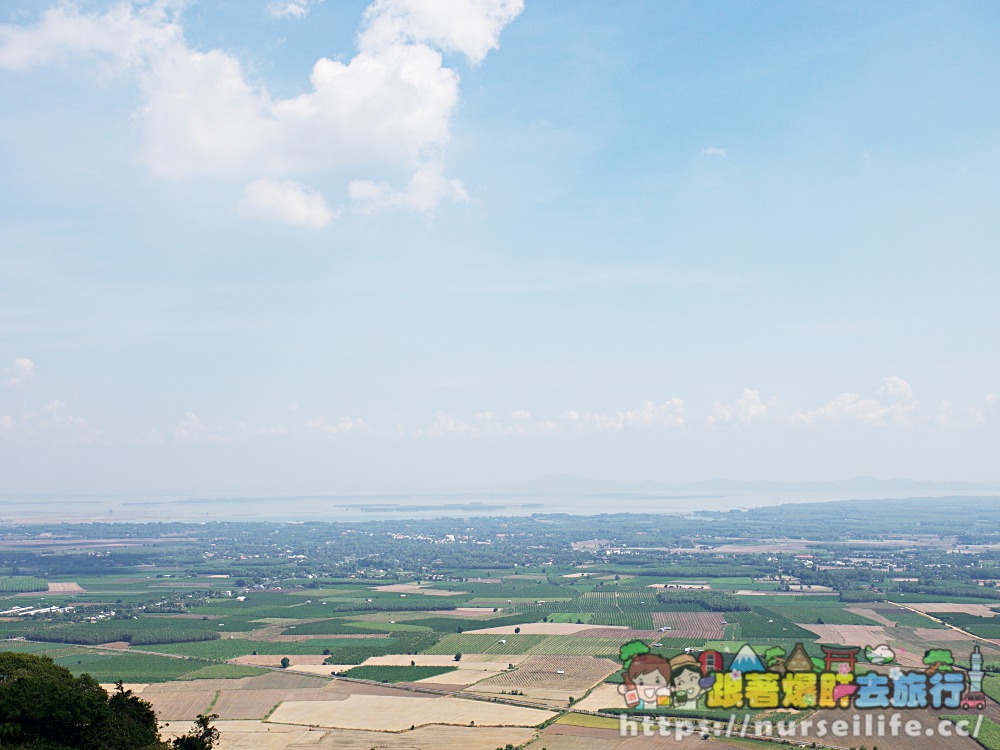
left=0, top=651, right=220, bottom=750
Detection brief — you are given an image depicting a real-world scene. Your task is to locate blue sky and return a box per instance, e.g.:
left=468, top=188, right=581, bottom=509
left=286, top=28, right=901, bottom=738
left=1, top=0, right=999, bottom=496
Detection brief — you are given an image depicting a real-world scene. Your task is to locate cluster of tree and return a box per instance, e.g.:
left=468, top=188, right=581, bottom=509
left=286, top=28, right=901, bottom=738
left=0, top=652, right=218, bottom=750
left=654, top=590, right=750, bottom=611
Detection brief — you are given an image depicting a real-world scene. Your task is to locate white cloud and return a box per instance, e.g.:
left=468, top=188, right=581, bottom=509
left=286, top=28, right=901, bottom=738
left=561, top=399, right=685, bottom=432
left=796, top=376, right=915, bottom=426
left=707, top=388, right=770, bottom=426
left=305, top=415, right=365, bottom=435
left=268, top=0, right=323, bottom=20
left=0, top=0, right=522, bottom=216
left=701, top=146, right=727, bottom=157
left=239, top=179, right=334, bottom=228
left=0, top=415, right=14, bottom=431
left=173, top=412, right=224, bottom=442
left=349, top=162, right=468, bottom=214
left=623, top=399, right=685, bottom=427
left=427, top=411, right=479, bottom=436
left=880, top=375, right=913, bottom=402
left=360, top=0, right=524, bottom=65
left=6, top=357, right=35, bottom=386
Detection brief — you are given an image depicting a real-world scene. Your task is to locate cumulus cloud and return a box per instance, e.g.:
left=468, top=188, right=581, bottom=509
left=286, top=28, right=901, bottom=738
left=239, top=178, right=334, bottom=228
left=795, top=376, right=916, bottom=426
left=701, top=146, right=727, bottom=157
left=707, top=388, right=771, bottom=426
left=0, top=0, right=522, bottom=218
left=561, top=399, right=686, bottom=432
left=360, top=0, right=524, bottom=65
left=268, top=0, right=323, bottom=19
left=5, top=357, right=35, bottom=386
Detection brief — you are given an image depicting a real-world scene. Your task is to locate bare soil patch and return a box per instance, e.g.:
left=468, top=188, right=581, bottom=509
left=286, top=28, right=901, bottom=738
left=267, top=694, right=555, bottom=730
left=465, top=655, right=617, bottom=704
left=203, top=720, right=537, bottom=750
left=908, top=602, right=999, bottom=617
left=212, top=687, right=339, bottom=720
left=47, top=582, right=85, bottom=593
left=799, top=623, right=890, bottom=644
left=143, top=690, right=216, bottom=721
left=98, top=641, right=130, bottom=650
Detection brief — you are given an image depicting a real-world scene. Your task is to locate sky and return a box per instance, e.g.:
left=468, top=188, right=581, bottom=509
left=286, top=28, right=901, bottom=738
left=1, top=0, right=999, bottom=497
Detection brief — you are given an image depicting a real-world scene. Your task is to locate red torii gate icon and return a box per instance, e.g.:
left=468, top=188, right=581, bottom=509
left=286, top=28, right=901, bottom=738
left=821, top=645, right=860, bottom=672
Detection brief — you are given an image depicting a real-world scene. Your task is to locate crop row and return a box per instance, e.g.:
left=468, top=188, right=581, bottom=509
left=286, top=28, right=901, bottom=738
left=0, top=576, right=48, bottom=593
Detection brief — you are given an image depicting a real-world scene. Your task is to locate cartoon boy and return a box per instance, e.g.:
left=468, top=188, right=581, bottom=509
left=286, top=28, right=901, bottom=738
left=669, top=654, right=707, bottom=709
left=618, top=652, right=673, bottom=709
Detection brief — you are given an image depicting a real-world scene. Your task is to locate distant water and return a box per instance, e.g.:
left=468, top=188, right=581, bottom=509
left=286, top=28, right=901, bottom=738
left=2, top=488, right=999, bottom=523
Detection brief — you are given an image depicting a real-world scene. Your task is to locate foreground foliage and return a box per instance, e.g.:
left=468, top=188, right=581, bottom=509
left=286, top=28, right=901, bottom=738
left=0, top=652, right=219, bottom=750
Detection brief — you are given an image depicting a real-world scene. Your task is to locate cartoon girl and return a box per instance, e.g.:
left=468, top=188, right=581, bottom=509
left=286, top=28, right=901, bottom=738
left=618, top=652, right=673, bottom=709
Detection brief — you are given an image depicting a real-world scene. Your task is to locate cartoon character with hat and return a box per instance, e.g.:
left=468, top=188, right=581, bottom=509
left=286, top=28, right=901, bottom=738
left=669, top=653, right=709, bottom=709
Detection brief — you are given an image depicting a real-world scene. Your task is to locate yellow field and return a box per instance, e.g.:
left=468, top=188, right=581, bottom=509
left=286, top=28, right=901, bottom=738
left=267, top=693, right=556, bottom=730
left=415, top=667, right=504, bottom=686
left=569, top=683, right=623, bottom=712
left=555, top=713, right=620, bottom=729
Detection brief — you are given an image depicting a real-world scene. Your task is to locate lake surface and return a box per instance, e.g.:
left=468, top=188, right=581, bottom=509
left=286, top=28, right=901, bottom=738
left=2, top=488, right=998, bottom=523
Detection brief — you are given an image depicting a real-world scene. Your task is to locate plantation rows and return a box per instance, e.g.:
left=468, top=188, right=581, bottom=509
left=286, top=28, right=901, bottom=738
left=0, top=576, right=48, bottom=593
left=760, top=604, right=878, bottom=626
left=720, top=610, right=816, bottom=640
left=9, top=617, right=223, bottom=646
left=935, top=612, right=1000, bottom=638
